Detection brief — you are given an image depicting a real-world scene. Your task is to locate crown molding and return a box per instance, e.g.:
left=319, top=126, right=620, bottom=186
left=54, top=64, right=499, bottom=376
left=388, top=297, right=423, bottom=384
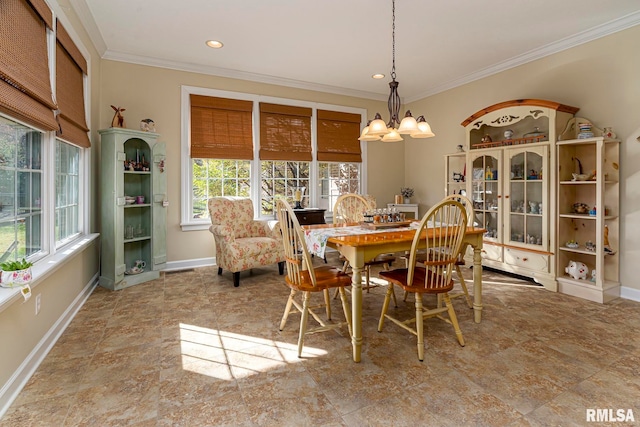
left=405, top=10, right=640, bottom=103
left=102, top=51, right=389, bottom=102
left=68, top=0, right=107, bottom=56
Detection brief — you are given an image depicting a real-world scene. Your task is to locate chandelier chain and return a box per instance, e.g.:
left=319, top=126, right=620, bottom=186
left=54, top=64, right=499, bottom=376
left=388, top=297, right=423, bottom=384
left=391, top=0, right=396, bottom=80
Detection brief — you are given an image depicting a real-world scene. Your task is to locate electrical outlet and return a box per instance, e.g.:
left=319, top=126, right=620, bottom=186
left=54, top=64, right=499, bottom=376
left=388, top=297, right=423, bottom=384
left=35, top=294, right=41, bottom=315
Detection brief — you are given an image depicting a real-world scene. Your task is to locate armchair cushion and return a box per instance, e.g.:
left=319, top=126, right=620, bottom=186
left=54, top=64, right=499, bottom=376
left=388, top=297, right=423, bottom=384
left=208, top=197, right=285, bottom=276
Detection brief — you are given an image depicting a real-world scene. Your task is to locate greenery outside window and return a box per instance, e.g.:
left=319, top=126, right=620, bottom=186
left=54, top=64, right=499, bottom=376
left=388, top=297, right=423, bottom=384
left=192, top=159, right=251, bottom=219
left=260, top=161, right=309, bottom=216
left=55, top=139, right=80, bottom=245
left=0, top=117, right=43, bottom=262
left=318, top=162, right=361, bottom=213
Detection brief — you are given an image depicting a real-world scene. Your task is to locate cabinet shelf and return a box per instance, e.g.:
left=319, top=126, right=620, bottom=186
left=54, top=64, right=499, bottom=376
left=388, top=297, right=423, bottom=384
left=556, top=131, right=620, bottom=303
left=124, top=204, right=151, bottom=208
left=559, top=246, right=596, bottom=256
left=124, top=236, right=151, bottom=243
left=559, top=180, right=616, bottom=185
left=559, top=213, right=596, bottom=219
left=559, top=213, right=616, bottom=220
left=124, top=171, right=151, bottom=175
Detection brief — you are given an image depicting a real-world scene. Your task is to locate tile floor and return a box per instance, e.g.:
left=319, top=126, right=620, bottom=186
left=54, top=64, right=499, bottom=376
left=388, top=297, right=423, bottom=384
left=2, top=254, right=639, bottom=426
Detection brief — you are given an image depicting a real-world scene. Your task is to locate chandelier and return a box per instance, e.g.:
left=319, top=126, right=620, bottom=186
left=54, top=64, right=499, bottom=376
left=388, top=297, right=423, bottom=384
left=359, top=0, right=435, bottom=142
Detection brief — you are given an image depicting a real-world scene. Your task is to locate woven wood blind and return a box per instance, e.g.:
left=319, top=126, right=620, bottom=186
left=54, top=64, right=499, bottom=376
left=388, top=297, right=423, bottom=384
left=317, top=110, right=362, bottom=162
left=56, top=21, right=90, bottom=148
left=0, top=0, right=57, bottom=130
left=259, top=103, right=312, bottom=161
left=190, top=94, right=253, bottom=159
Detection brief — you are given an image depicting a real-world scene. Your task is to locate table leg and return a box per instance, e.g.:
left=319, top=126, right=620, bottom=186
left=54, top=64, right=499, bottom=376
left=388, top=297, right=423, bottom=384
left=473, top=245, right=483, bottom=323
left=351, top=265, right=363, bottom=362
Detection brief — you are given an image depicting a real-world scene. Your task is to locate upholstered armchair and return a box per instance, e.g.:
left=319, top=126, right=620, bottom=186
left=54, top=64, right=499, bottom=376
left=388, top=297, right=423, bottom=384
left=208, top=197, right=285, bottom=287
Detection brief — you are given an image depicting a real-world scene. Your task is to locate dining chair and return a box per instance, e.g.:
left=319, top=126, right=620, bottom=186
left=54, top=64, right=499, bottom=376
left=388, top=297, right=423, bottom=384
left=275, top=198, right=352, bottom=358
left=332, top=193, right=397, bottom=302
left=378, top=198, right=467, bottom=361
left=418, top=194, right=475, bottom=309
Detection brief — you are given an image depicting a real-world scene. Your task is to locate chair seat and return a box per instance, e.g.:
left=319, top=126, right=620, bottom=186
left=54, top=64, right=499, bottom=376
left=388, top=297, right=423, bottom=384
left=379, top=267, right=454, bottom=294
left=232, top=236, right=282, bottom=258
left=286, top=265, right=353, bottom=292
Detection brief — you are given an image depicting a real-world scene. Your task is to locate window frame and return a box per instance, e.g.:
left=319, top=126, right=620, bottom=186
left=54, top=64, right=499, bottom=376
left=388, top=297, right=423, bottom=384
left=0, top=2, right=94, bottom=309
left=180, top=86, right=368, bottom=231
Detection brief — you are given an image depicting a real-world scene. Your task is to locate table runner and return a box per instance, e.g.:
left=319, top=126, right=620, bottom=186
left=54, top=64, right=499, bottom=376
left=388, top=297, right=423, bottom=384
left=303, top=223, right=421, bottom=258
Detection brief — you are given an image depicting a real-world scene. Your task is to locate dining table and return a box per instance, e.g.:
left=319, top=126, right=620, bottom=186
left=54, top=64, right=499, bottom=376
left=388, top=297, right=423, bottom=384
left=303, top=222, right=486, bottom=362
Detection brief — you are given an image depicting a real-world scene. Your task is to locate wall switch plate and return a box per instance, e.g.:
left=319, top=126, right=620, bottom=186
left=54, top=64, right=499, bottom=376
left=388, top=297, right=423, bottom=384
left=162, top=200, right=169, bottom=207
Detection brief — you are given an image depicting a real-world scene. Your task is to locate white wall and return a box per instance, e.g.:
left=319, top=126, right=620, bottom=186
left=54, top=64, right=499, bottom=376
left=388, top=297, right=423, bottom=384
left=405, top=25, right=640, bottom=292
left=97, top=61, right=401, bottom=263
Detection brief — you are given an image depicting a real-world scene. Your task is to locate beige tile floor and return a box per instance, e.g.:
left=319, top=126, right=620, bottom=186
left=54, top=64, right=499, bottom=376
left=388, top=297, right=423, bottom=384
left=2, top=253, right=640, bottom=426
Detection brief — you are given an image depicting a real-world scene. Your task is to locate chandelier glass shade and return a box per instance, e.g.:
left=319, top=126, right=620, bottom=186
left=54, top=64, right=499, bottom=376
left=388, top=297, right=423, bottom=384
left=359, top=0, right=434, bottom=142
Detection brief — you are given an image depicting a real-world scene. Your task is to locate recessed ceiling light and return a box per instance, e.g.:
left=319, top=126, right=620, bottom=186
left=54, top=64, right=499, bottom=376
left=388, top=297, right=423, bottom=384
left=206, top=40, right=224, bottom=49
left=372, top=73, right=385, bottom=79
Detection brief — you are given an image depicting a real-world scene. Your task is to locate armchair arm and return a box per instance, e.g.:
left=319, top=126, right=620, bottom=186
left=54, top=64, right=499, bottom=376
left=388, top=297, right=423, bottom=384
left=251, top=219, right=282, bottom=240
left=209, top=224, right=235, bottom=244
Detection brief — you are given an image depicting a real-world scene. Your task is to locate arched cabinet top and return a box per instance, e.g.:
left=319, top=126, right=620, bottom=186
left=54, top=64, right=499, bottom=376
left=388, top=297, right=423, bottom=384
left=461, top=99, right=579, bottom=127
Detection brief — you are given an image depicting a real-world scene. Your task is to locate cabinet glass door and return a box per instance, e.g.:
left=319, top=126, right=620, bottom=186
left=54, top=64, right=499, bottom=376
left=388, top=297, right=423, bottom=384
left=123, top=138, right=152, bottom=274
left=505, top=146, right=547, bottom=249
left=470, top=151, right=501, bottom=240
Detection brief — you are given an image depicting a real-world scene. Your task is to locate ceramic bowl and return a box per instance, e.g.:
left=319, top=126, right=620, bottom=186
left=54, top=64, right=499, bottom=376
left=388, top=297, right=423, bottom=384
left=572, top=173, right=590, bottom=181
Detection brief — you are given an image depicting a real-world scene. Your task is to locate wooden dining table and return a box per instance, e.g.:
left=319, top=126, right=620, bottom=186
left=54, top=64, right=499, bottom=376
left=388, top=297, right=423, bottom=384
left=303, top=223, right=486, bottom=362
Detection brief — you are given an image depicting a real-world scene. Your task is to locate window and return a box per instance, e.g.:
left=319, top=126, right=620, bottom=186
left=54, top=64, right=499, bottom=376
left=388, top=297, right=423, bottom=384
left=260, top=161, right=309, bottom=216
left=55, top=139, right=80, bottom=245
left=181, top=87, right=366, bottom=229
left=192, top=159, right=250, bottom=218
left=0, top=117, right=43, bottom=261
left=0, top=1, right=91, bottom=273
left=318, top=162, right=361, bottom=212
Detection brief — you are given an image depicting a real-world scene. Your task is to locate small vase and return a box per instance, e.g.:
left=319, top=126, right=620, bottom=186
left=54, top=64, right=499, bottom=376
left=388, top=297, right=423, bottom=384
left=404, top=197, right=410, bottom=204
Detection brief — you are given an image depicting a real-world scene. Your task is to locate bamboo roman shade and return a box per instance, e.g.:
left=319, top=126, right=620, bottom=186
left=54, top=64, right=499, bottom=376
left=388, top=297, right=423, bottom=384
left=317, top=110, right=362, bottom=162
left=190, top=94, right=254, bottom=159
left=56, top=20, right=90, bottom=148
left=0, top=0, right=57, bottom=131
left=259, top=103, right=312, bottom=161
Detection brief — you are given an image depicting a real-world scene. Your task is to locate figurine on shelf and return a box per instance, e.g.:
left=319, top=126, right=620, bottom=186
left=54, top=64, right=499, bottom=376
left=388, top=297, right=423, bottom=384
left=140, top=118, right=155, bottom=132
left=485, top=166, right=494, bottom=180
left=565, top=260, right=588, bottom=280
left=110, top=105, right=126, bottom=128
left=585, top=240, right=596, bottom=252
left=504, top=129, right=514, bottom=139
left=604, top=224, right=616, bottom=255
left=602, top=127, right=616, bottom=139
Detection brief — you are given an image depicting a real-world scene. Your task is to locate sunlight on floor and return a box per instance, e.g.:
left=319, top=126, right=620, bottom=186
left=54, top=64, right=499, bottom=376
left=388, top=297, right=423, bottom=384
left=178, top=323, right=326, bottom=379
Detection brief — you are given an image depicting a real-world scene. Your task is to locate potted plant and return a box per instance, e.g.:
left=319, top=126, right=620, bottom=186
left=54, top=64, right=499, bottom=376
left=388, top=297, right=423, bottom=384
left=0, top=258, right=33, bottom=288
left=401, top=187, right=414, bottom=204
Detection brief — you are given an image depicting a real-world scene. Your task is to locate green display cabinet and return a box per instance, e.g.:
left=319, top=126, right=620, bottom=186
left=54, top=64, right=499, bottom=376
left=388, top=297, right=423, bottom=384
left=99, top=128, right=167, bottom=290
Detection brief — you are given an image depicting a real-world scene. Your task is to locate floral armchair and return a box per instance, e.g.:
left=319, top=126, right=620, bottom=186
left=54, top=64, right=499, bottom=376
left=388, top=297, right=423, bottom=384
left=208, top=197, right=285, bottom=287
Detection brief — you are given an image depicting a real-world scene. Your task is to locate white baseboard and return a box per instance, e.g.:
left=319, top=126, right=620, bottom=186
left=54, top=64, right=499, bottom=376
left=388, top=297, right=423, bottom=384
left=0, top=274, right=98, bottom=418
left=620, top=285, right=640, bottom=302
left=162, top=257, right=216, bottom=272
